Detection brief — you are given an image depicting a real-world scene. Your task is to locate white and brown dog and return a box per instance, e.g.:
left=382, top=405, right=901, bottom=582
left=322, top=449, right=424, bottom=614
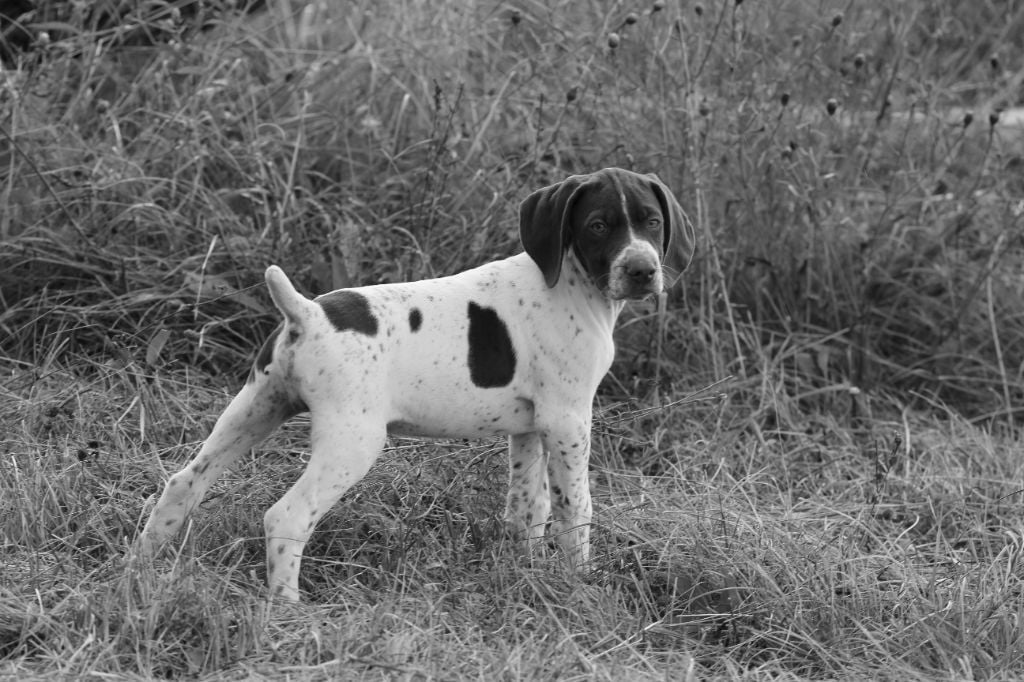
left=136, top=167, right=696, bottom=601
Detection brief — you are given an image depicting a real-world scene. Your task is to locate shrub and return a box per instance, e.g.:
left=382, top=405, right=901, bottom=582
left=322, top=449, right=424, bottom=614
left=2, top=1, right=1022, bottom=419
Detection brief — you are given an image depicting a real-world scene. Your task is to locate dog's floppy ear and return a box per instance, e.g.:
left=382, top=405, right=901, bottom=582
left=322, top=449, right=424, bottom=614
left=519, top=174, right=592, bottom=287
left=646, top=173, right=696, bottom=286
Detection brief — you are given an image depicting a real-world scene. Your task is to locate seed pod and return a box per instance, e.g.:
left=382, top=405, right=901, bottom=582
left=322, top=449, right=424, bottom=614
left=853, top=52, right=865, bottom=69
left=826, top=98, right=839, bottom=115
left=990, top=55, right=1000, bottom=71
left=608, top=32, right=621, bottom=48
left=831, top=12, right=843, bottom=27
left=653, top=0, right=666, bottom=11
left=989, top=110, right=1000, bottom=127
left=963, top=111, right=973, bottom=128
left=695, top=4, right=704, bottom=16
left=625, top=12, right=638, bottom=25
left=780, top=91, right=790, bottom=107
left=698, top=99, right=710, bottom=117
left=566, top=86, right=579, bottom=102
left=510, top=9, right=522, bottom=25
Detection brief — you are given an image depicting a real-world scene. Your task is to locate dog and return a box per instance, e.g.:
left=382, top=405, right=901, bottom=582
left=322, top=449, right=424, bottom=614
left=136, top=167, right=696, bottom=601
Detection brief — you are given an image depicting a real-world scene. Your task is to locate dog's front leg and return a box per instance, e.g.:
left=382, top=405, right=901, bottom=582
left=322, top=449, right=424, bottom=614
left=504, top=431, right=551, bottom=555
left=541, top=417, right=594, bottom=570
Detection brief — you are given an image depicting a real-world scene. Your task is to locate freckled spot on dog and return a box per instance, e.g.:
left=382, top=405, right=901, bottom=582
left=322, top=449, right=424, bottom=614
left=409, top=308, right=423, bottom=332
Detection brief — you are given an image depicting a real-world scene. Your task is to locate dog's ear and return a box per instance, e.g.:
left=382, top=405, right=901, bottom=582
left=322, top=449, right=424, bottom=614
left=519, top=175, right=592, bottom=287
left=646, top=173, right=696, bottom=286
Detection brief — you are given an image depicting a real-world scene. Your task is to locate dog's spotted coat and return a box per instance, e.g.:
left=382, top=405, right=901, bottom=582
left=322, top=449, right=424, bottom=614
left=136, top=168, right=696, bottom=601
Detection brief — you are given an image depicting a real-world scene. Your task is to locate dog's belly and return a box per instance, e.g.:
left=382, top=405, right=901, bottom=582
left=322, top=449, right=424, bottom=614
left=387, top=391, right=535, bottom=439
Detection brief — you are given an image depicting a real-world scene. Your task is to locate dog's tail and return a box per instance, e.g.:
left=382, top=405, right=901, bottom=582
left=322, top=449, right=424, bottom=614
left=265, top=265, right=314, bottom=328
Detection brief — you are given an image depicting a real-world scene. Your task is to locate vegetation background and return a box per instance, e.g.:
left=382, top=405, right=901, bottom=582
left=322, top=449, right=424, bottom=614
left=2, top=0, right=1023, bottom=679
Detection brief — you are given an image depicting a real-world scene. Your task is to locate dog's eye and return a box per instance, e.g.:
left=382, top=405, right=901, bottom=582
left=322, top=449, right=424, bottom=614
left=589, top=221, right=608, bottom=235
left=646, top=217, right=662, bottom=230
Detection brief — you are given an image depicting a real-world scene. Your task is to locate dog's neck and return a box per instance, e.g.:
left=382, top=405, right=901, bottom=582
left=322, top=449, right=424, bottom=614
left=552, top=249, right=625, bottom=336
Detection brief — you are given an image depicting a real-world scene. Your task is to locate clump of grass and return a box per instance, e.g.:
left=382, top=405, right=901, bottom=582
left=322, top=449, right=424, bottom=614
left=4, top=357, right=1024, bottom=677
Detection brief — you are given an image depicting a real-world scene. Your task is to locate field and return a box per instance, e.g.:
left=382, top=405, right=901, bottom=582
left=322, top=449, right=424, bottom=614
left=2, top=0, right=1024, bottom=679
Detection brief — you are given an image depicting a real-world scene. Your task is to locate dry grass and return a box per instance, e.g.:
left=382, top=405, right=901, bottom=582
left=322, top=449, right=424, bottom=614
left=2, top=0, right=1024, bottom=679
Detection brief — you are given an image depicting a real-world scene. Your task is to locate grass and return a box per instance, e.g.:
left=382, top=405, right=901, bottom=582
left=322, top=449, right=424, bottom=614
left=2, top=0, right=1024, bottom=678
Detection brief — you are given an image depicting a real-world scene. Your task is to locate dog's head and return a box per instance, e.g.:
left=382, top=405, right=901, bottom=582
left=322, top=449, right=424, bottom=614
left=519, top=167, right=696, bottom=299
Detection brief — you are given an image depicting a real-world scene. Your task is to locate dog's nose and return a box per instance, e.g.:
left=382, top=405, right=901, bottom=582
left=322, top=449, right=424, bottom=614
left=626, top=260, right=656, bottom=285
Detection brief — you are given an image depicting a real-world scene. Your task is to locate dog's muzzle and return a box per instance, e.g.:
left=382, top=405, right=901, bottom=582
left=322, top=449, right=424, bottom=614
left=608, top=242, right=664, bottom=300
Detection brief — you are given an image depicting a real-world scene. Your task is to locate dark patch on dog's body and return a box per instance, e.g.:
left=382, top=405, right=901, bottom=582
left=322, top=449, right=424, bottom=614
left=467, top=302, right=516, bottom=388
left=317, top=290, right=378, bottom=336
left=409, top=308, right=422, bottom=332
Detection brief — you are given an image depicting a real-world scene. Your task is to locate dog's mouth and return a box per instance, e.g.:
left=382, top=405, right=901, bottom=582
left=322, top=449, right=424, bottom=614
left=603, top=267, right=665, bottom=301
left=609, top=286, right=661, bottom=302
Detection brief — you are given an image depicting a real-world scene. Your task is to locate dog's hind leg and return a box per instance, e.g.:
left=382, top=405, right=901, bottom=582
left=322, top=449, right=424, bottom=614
left=136, top=364, right=302, bottom=556
left=263, top=410, right=386, bottom=601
